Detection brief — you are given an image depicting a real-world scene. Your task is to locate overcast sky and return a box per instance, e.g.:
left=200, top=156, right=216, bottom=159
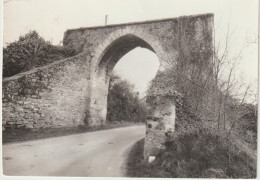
left=3, top=0, right=258, bottom=97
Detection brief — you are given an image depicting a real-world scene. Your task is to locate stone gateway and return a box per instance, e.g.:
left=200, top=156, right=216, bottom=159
left=2, top=14, right=213, bottom=157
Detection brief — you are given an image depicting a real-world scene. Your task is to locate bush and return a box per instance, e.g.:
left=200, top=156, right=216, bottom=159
left=147, top=61, right=257, bottom=156
left=226, top=102, right=258, bottom=149
left=106, top=73, right=147, bottom=123
left=158, top=129, right=256, bottom=178
left=3, top=30, right=76, bottom=77
left=127, top=129, right=256, bottom=178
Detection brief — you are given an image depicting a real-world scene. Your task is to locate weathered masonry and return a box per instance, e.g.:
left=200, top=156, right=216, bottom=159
left=2, top=13, right=213, bottom=133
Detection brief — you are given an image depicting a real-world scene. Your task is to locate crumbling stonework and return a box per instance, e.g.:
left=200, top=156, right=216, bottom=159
left=144, top=89, right=182, bottom=160
left=2, top=13, right=213, bottom=131
left=142, top=13, right=213, bottom=160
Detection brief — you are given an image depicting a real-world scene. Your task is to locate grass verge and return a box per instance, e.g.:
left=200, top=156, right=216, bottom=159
left=3, top=121, right=143, bottom=144
left=127, top=129, right=256, bottom=178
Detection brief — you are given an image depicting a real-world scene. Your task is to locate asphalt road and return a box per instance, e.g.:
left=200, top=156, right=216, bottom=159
left=3, top=125, right=145, bottom=177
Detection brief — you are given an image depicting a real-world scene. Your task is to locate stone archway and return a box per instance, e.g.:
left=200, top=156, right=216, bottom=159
left=88, top=32, right=165, bottom=126
left=2, top=13, right=213, bottom=131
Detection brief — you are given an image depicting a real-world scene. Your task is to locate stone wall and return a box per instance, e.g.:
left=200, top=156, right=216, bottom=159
left=2, top=52, right=93, bottom=130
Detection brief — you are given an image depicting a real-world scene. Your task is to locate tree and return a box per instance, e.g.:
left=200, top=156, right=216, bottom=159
left=3, top=30, right=76, bottom=77
left=107, top=73, right=147, bottom=122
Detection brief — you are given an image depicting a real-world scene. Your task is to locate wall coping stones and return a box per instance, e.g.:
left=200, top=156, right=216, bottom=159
left=65, top=13, right=213, bottom=32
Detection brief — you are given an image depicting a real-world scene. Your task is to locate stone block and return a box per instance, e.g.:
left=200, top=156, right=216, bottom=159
left=24, top=113, right=33, bottom=119
left=25, top=124, right=34, bottom=129
left=17, top=101, right=24, bottom=105
left=16, top=121, right=23, bottom=125
left=32, top=79, right=37, bottom=83
left=32, top=108, right=39, bottom=112
left=33, top=113, right=41, bottom=119
left=31, top=95, right=38, bottom=99
left=6, top=121, right=15, bottom=125
left=15, top=106, right=24, bottom=112
left=9, top=113, right=19, bottom=118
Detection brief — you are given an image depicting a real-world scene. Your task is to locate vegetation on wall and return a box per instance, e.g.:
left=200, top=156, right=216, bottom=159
left=128, top=70, right=257, bottom=178
left=106, top=73, right=147, bottom=123
left=3, top=30, right=76, bottom=77
left=136, top=24, right=257, bottom=178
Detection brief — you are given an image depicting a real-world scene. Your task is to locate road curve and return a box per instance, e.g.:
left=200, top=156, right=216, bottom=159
left=3, top=125, right=145, bottom=177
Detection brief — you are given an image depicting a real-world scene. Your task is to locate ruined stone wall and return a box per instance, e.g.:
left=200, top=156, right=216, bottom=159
left=142, top=15, right=213, bottom=160
left=2, top=53, right=93, bottom=130
left=143, top=89, right=182, bottom=160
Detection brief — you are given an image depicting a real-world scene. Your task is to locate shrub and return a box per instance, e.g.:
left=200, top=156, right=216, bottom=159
left=3, top=30, right=76, bottom=77
left=127, top=129, right=256, bottom=178
left=154, top=129, right=256, bottom=178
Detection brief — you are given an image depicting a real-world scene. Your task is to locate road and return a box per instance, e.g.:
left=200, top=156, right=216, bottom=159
left=3, top=125, right=145, bottom=177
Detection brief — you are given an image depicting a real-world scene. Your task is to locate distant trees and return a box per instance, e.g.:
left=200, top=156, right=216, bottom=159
left=107, top=73, right=147, bottom=123
left=3, top=30, right=76, bottom=77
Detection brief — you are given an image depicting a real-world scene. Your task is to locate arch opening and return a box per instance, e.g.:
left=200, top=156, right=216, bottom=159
left=113, top=47, right=160, bottom=97
left=106, top=47, right=160, bottom=123
left=98, top=34, right=155, bottom=77
left=90, top=34, right=160, bottom=125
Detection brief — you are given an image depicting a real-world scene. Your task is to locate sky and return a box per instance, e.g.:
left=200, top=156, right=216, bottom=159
left=3, top=0, right=258, bottom=97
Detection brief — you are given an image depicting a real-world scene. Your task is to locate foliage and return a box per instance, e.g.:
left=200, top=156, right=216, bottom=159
left=146, top=25, right=257, bottom=148
left=145, top=67, right=257, bottom=177
left=3, top=30, right=76, bottom=77
left=106, top=73, right=147, bottom=123
left=225, top=102, right=257, bottom=149
left=159, top=129, right=256, bottom=178
left=127, top=130, right=256, bottom=178
left=144, top=25, right=257, bottom=178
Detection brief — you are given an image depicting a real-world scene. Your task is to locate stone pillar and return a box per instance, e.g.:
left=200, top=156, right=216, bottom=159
left=88, top=67, right=110, bottom=126
left=144, top=95, right=176, bottom=161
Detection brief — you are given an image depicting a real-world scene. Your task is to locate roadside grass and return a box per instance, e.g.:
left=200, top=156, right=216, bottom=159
left=127, top=129, right=256, bottom=178
left=3, top=121, right=143, bottom=144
